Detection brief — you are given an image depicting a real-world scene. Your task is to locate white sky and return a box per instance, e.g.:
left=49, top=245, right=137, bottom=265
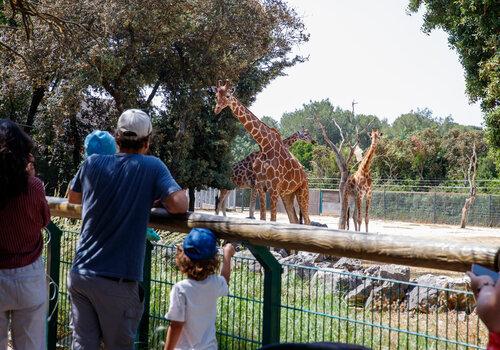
left=251, top=0, right=483, bottom=127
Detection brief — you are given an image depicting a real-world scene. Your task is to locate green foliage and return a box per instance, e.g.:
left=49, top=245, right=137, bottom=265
left=0, top=0, right=309, bottom=194
left=289, top=141, right=313, bottom=171
left=408, top=0, right=500, bottom=148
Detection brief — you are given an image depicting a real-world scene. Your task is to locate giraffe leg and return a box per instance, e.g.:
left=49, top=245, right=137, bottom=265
left=296, top=186, right=311, bottom=225
left=259, top=189, right=266, bottom=221
left=216, top=189, right=229, bottom=217
left=281, top=193, right=298, bottom=224
left=269, top=191, right=279, bottom=222
left=355, top=195, right=362, bottom=232
left=248, top=188, right=257, bottom=219
left=365, top=191, right=372, bottom=233
left=340, top=191, right=349, bottom=230
left=346, top=206, right=350, bottom=230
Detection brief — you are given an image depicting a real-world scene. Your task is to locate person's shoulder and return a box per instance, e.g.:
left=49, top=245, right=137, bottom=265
left=139, top=155, right=166, bottom=169
left=28, top=176, right=45, bottom=191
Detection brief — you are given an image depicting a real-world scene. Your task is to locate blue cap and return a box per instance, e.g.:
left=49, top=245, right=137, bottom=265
left=182, top=228, right=218, bottom=261
left=84, top=130, right=116, bottom=157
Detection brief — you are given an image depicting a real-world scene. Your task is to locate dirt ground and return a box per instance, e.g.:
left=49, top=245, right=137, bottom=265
left=199, top=209, right=500, bottom=277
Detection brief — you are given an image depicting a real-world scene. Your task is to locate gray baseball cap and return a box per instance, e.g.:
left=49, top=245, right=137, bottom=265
left=117, top=109, right=152, bottom=139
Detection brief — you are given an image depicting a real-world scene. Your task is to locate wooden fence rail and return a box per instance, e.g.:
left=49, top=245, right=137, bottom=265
left=47, top=197, right=500, bottom=273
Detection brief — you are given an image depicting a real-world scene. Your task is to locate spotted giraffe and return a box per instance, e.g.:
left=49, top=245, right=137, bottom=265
left=343, top=129, right=382, bottom=232
left=214, top=80, right=311, bottom=224
left=215, top=129, right=314, bottom=219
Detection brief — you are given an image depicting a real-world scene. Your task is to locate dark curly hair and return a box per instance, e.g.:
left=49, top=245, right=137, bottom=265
left=0, top=119, right=34, bottom=209
left=175, top=245, right=220, bottom=281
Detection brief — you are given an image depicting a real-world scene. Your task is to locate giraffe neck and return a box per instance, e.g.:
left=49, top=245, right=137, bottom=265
left=357, top=140, right=378, bottom=175
left=282, top=133, right=300, bottom=148
left=228, top=96, right=274, bottom=147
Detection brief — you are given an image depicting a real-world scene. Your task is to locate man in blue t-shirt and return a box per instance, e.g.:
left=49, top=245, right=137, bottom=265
left=68, top=109, right=188, bottom=349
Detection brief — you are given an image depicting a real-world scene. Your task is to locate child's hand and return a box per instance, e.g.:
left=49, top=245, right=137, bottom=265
left=223, top=243, right=236, bottom=258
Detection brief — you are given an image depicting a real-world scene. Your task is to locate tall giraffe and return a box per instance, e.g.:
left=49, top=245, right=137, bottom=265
left=214, top=80, right=311, bottom=224
left=215, top=129, right=314, bottom=219
left=343, top=129, right=382, bottom=232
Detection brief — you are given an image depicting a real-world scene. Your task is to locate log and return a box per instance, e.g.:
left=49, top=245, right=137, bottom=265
left=47, top=197, right=500, bottom=273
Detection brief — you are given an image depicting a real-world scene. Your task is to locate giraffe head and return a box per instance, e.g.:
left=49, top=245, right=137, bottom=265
left=298, top=128, right=315, bottom=144
left=370, top=129, right=382, bottom=145
left=214, top=80, right=234, bottom=115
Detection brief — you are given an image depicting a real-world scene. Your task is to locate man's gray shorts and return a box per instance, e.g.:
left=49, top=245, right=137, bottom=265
left=67, top=272, right=144, bottom=350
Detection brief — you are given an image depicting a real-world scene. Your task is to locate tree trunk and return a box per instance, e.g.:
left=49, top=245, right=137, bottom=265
left=188, top=188, right=196, bottom=212
left=338, top=170, right=349, bottom=230
left=460, top=195, right=476, bottom=228
left=25, top=86, right=46, bottom=134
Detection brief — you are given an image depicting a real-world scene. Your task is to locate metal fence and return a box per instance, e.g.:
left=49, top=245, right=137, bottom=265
left=198, top=188, right=500, bottom=227
left=43, top=221, right=487, bottom=350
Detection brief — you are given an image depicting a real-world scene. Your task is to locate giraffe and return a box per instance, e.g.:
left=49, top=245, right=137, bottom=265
left=215, top=129, right=314, bottom=219
left=214, top=80, right=311, bottom=224
left=343, top=129, right=382, bottom=232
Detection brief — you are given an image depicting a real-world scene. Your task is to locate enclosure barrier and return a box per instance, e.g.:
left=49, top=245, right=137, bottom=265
left=45, top=197, right=500, bottom=349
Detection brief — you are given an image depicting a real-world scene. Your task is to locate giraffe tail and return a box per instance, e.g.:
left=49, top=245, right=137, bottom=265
left=299, top=209, right=303, bottom=225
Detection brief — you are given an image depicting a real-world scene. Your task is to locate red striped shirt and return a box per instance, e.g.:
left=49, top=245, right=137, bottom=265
left=0, top=176, right=50, bottom=269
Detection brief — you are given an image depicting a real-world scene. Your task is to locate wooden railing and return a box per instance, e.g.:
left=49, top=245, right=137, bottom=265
left=47, top=197, right=500, bottom=273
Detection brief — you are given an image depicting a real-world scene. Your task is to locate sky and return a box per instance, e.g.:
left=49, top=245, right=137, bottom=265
left=250, top=1, right=483, bottom=127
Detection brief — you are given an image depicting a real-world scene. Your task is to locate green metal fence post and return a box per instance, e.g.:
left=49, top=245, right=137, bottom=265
left=137, top=240, right=153, bottom=349
left=244, top=243, right=282, bottom=346
left=46, top=221, right=62, bottom=350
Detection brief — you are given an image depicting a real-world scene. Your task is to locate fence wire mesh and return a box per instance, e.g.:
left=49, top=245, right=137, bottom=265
left=44, top=226, right=488, bottom=349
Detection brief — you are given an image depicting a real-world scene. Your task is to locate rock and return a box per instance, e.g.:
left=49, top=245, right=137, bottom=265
left=282, top=260, right=317, bottom=280
left=345, top=280, right=375, bottom=306
left=407, top=274, right=452, bottom=312
left=344, top=265, right=412, bottom=309
left=311, top=268, right=361, bottom=295
left=279, top=251, right=319, bottom=265
left=332, top=258, right=363, bottom=272
left=439, top=277, right=475, bottom=312
left=276, top=249, right=289, bottom=258
left=233, top=249, right=280, bottom=273
left=310, top=221, right=328, bottom=227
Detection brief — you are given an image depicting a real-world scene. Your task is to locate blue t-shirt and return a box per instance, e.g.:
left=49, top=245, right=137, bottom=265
left=71, top=153, right=181, bottom=281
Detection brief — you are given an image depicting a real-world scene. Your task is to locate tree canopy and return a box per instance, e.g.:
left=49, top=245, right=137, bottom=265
left=0, top=0, right=309, bottom=195
left=408, top=0, right=499, bottom=151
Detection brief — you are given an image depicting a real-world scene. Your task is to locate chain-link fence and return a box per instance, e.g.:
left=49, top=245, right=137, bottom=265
left=44, top=223, right=488, bottom=349
left=200, top=188, right=500, bottom=227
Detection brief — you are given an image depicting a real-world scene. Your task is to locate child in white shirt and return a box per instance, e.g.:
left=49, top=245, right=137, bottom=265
left=164, top=228, right=235, bottom=350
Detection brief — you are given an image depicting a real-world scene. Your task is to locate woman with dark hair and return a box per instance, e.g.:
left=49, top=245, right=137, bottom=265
left=0, top=119, right=50, bottom=350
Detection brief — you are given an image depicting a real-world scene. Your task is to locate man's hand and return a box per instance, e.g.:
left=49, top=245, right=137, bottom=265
left=162, top=189, right=188, bottom=214
left=68, top=190, right=83, bottom=205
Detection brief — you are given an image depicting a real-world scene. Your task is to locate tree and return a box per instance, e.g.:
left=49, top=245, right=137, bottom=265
left=408, top=0, right=499, bottom=148
left=1, top=0, right=309, bottom=201
left=289, top=141, right=313, bottom=171
left=388, top=109, right=438, bottom=139
left=460, top=144, right=478, bottom=228
left=409, top=128, right=445, bottom=180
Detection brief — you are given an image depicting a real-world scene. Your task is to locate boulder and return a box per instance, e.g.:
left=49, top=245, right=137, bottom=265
left=332, top=258, right=363, bottom=272
left=407, top=274, right=452, bottom=312
left=345, top=265, right=411, bottom=309
left=283, top=260, right=316, bottom=280
left=310, top=268, right=361, bottom=295
left=345, top=280, right=375, bottom=306
left=310, top=221, right=328, bottom=227
left=439, top=277, right=475, bottom=312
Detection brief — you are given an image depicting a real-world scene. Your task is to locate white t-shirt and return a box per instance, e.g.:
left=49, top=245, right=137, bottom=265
left=165, top=275, right=229, bottom=350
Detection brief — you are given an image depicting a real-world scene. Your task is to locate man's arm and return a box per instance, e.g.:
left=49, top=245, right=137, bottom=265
left=68, top=190, right=82, bottom=205
left=162, top=190, right=188, bottom=214
left=164, top=321, right=184, bottom=350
